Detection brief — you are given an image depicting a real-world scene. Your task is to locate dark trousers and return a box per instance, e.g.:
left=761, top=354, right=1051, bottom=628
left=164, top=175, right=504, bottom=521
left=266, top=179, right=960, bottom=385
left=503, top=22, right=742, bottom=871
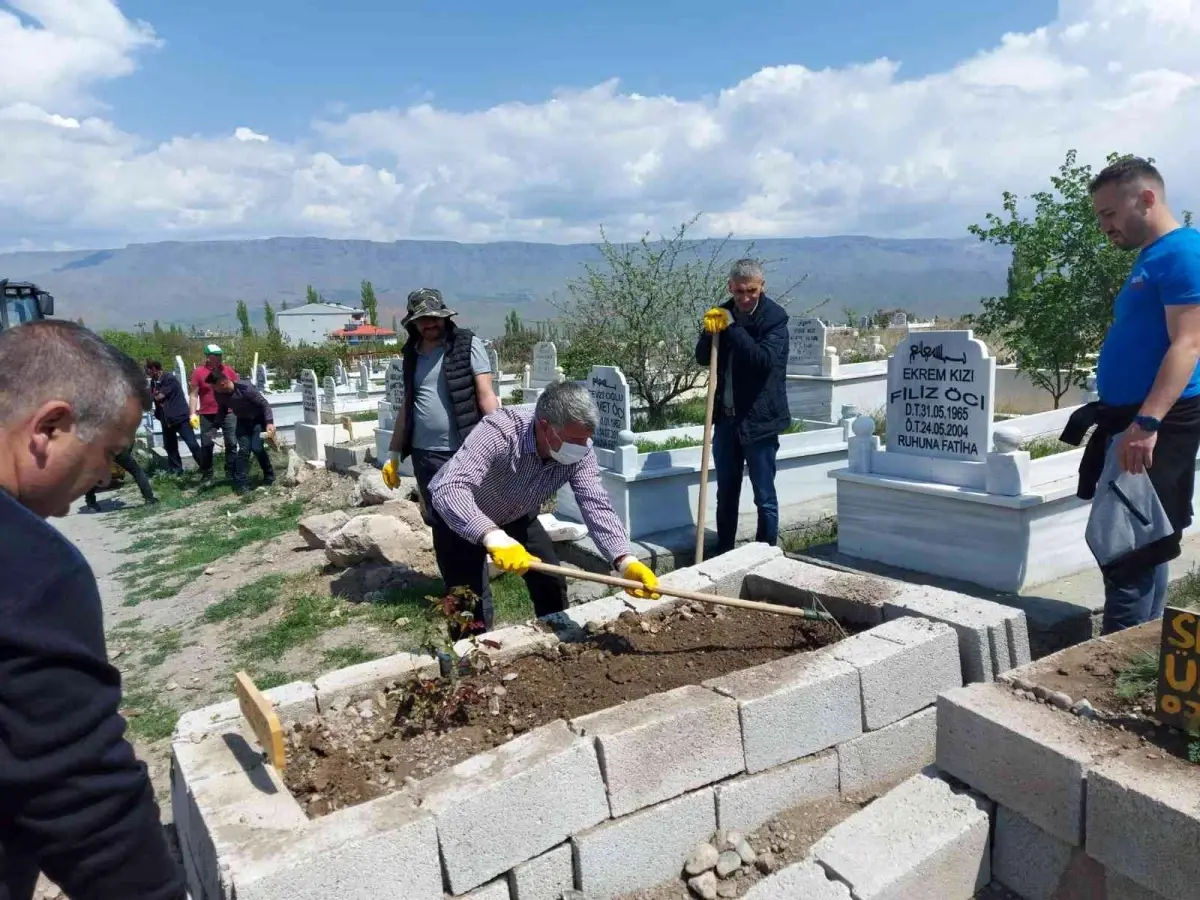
left=712, top=419, right=779, bottom=554
left=161, top=420, right=201, bottom=473
left=198, top=411, right=237, bottom=479
left=231, top=420, right=275, bottom=492
left=1102, top=561, right=1170, bottom=634
left=86, top=449, right=154, bottom=507
left=431, top=508, right=567, bottom=632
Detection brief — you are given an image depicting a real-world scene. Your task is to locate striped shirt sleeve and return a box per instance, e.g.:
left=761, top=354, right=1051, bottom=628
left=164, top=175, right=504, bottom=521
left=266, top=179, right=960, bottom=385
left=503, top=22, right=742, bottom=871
left=567, top=452, right=630, bottom=565
left=429, top=418, right=506, bottom=545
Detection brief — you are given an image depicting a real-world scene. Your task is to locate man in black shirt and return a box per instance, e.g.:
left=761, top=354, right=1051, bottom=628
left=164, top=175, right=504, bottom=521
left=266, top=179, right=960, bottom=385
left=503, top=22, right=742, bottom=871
left=146, top=359, right=200, bottom=474
left=0, top=321, right=185, bottom=899
left=208, top=370, right=276, bottom=495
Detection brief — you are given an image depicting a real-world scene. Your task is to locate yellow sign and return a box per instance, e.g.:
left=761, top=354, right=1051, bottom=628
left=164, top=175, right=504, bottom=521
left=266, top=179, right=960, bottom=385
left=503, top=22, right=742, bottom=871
left=1156, top=607, right=1200, bottom=733
left=235, top=671, right=287, bottom=770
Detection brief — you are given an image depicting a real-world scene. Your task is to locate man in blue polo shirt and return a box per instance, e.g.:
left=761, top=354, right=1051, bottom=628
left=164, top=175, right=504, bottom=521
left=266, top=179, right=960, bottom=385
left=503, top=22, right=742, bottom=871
left=1085, top=157, right=1200, bottom=632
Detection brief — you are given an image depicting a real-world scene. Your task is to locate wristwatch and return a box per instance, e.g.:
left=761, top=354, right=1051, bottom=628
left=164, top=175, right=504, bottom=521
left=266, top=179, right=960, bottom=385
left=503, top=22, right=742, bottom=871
left=1133, top=415, right=1161, bottom=433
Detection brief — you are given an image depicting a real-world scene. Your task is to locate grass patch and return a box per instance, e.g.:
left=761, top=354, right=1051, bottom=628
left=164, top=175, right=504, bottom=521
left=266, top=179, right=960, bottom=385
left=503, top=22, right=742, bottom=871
left=202, top=573, right=291, bottom=623
left=245, top=669, right=296, bottom=690
left=780, top=515, right=839, bottom=554
left=346, top=409, right=378, bottom=422
left=117, top=448, right=289, bottom=522
left=635, top=420, right=804, bottom=454
left=322, top=645, right=383, bottom=669
left=1167, top=566, right=1200, bottom=610
left=121, top=683, right=179, bottom=742
left=633, top=398, right=708, bottom=431
left=140, top=629, right=183, bottom=667
left=1024, top=437, right=1074, bottom=459
left=1116, top=649, right=1160, bottom=700
left=235, top=591, right=341, bottom=662
left=359, top=574, right=534, bottom=632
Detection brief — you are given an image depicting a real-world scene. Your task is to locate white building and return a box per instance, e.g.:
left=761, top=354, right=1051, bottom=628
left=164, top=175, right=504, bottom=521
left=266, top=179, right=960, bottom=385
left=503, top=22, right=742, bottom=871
left=277, top=302, right=362, bottom=346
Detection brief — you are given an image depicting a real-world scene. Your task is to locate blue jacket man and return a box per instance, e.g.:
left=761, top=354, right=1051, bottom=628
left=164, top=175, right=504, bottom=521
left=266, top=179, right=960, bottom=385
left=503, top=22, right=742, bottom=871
left=695, top=258, right=791, bottom=555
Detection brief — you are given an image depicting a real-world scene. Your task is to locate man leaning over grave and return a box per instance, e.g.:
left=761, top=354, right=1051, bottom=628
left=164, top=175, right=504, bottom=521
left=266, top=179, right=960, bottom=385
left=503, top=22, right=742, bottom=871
left=428, top=380, right=658, bottom=632
left=1062, top=157, right=1200, bottom=633
left=695, top=258, right=791, bottom=556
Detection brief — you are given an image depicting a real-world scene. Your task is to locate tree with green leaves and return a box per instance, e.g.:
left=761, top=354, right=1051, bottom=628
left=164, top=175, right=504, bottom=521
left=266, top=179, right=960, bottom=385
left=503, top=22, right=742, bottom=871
left=236, top=299, right=253, bottom=338
left=360, top=280, right=379, bottom=326
left=281, top=299, right=290, bottom=311
left=971, top=150, right=1148, bottom=407
left=305, top=285, right=322, bottom=306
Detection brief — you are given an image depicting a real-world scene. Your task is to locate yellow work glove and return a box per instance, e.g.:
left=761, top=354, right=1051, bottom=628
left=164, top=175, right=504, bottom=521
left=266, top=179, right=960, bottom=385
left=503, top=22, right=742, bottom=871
left=483, top=530, right=539, bottom=575
left=189, top=414, right=200, bottom=430
left=702, top=307, right=734, bottom=334
left=381, top=453, right=402, bottom=490
left=619, top=557, right=660, bottom=600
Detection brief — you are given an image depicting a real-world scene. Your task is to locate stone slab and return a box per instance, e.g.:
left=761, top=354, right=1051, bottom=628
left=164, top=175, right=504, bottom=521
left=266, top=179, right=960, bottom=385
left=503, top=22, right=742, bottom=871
left=831, top=618, right=960, bottom=731
left=695, top=542, right=784, bottom=597
left=1107, top=870, right=1171, bottom=900
left=573, top=787, right=716, bottom=900
left=313, top=651, right=438, bottom=711
left=507, top=844, right=574, bottom=900
left=837, top=707, right=937, bottom=797
left=1086, top=750, right=1200, bottom=900
left=744, top=556, right=899, bottom=626
left=571, top=684, right=743, bottom=817
left=413, top=720, right=609, bottom=894
left=715, top=750, right=839, bottom=834
left=174, top=680, right=319, bottom=740
left=812, top=772, right=992, bottom=900
left=619, top=565, right=715, bottom=615
left=992, top=805, right=1106, bottom=900
left=704, top=650, right=862, bottom=773
left=543, top=595, right=632, bottom=640
left=936, top=684, right=1118, bottom=846
left=742, top=860, right=852, bottom=900
left=454, top=624, right=560, bottom=666
left=460, top=878, right=511, bottom=900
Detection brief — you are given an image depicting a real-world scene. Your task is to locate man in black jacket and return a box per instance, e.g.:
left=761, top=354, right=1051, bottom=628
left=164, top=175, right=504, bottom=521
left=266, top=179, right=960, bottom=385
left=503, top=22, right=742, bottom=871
left=695, top=259, right=791, bottom=556
left=146, top=359, right=200, bottom=473
left=0, top=321, right=185, bottom=899
left=208, top=370, right=276, bottom=495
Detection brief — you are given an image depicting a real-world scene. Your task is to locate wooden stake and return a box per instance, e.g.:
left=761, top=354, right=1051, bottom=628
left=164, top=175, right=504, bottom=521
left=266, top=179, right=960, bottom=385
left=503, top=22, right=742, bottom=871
left=235, top=671, right=287, bottom=770
left=695, top=330, right=720, bottom=565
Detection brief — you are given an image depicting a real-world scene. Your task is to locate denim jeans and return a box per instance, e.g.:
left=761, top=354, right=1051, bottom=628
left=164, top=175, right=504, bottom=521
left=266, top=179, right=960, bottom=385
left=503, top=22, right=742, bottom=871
left=1101, top=561, right=1170, bottom=634
left=712, top=420, right=779, bottom=554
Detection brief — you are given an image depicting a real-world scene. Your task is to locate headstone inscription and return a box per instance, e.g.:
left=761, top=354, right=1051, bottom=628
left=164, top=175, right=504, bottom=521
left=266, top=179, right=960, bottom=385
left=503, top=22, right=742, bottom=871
left=301, top=370, right=319, bottom=425
left=531, top=342, right=558, bottom=386
left=787, top=317, right=828, bottom=375
left=885, top=330, right=995, bottom=462
left=385, top=357, right=405, bottom=409
left=358, top=361, right=370, bottom=398
left=321, top=376, right=337, bottom=412
left=585, top=365, right=631, bottom=451
left=1155, top=607, right=1200, bottom=733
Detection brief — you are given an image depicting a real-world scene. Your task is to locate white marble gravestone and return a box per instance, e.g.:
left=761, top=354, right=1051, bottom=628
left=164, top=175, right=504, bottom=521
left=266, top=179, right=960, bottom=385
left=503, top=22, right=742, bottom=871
left=531, top=341, right=558, bottom=386
left=255, top=364, right=268, bottom=390
left=358, top=361, right=370, bottom=398
left=787, top=317, right=828, bottom=375
left=335, top=359, right=347, bottom=386
left=585, top=365, right=631, bottom=451
left=889, top=311, right=908, bottom=328
left=300, top=370, right=319, bottom=425
left=885, top=330, right=995, bottom=462
left=174, top=356, right=188, bottom=391
left=385, top=357, right=405, bottom=408
left=321, top=376, right=337, bottom=412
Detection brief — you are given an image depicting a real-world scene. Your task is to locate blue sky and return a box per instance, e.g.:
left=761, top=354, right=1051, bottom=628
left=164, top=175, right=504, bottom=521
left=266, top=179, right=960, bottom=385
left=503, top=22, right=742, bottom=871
left=104, top=0, right=1052, bottom=142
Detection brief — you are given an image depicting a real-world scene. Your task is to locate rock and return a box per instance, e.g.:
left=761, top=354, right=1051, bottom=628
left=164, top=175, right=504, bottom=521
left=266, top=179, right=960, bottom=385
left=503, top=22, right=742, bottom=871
left=1009, top=675, right=1036, bottom=692
left=687, top=872, right=718, bottom=900
left=1032, top=684, right=1051, bottom=701
left=684, top=843, right=720, bottom=876
left=203, top=567, right=215, bottom=576
left=756, top=852, right=777, bottom=875
left=359, top=564, right=397, bottom=593
left=165, top=682, right=178, bottom=691
left=356, top=469, right=402, bottom=507
left=716, top=851, right=742, bottom=878
left=717, top=882, right=739, bottom=899
left=679, top=608, right=695, bottom=620
left=733, top=837, right=756, bottom=865
left=325, top=514, right=432, bottom=566
left=298, top=510, right=350, bottom=549
left=395, top=617, right=411, bottom=629
left=1048, top=691, right=1073, bottom=711
left=281, top=450, right=309, bottom=487
left=1071, top=699, right=1097, bottom=719
left=362, top=498, right=430, bottom=531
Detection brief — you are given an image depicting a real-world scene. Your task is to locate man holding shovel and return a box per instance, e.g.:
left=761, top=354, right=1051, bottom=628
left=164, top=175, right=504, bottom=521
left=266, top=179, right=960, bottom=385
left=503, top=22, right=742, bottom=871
left=428, top=380, right=658, bottom=632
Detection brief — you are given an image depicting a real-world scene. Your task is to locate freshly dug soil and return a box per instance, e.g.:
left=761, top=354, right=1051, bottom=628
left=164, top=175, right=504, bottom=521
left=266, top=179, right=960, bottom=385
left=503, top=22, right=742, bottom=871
left=283, top=602, right=850, bottom=817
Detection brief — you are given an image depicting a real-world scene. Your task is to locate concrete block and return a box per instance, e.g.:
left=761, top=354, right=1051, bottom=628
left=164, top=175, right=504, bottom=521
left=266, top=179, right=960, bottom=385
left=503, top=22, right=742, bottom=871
left=459, top=878, right=511, bottom=900
left=1086, top=751, right=1200, bottom=900
left=837, top=707, right=937, bottom=797
left=884, top=587, right=1017, bottom=684
left=832, top=618, right=960, bottom=731
left=1107, top=870, right=1171, bottom=900
left=743, top=556, right=898, bottom=626
left=229, top=793, right=442, bottom=900
left=571, top=684, right=743, bottom=817
left=715, top=750, right=839, bottom=834
left=543, top=595, right=631, bottom=640
left=454, top=624, right=560, bottom=666
left=812, top=772, right=992, bottom=900
left=695, top=542, right=784, bottom=596
left=936, top=684, right=1117, bottom=846
left=1007, top=612, right=1032, bottom=669
left=992, top=806, right=1107, bottom=900
left=174, top=680, right=319, bottom=740
left=620, top=565, right=716, bottom=615
left=172, top=724, right=271, bottom=786
left=573, top=787, right=716, bottom=900
left=414, top=720, right=609, bottom=894
left=507, top=844, right=574, bottom=900
left=742, top=861, right=852, bottom=900
left=705, top=649, right=862, bottom=773
left=314, top=651, right=438, bottom=711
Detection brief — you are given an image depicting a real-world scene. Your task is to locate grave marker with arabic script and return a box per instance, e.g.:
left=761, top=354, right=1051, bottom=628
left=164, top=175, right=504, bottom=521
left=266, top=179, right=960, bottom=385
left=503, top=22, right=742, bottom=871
left=585, top=365, right=631, bottom=451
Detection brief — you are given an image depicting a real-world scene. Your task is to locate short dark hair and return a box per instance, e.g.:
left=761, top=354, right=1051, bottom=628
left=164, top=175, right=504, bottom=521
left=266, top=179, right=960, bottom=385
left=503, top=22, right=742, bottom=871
left=206, top=370, right=233, bottom=385
left=145, top=359, right=162, bottom=371
left=1089, top=156, right=1164, bottom=194
left=0, top=321, right=150, bottom=439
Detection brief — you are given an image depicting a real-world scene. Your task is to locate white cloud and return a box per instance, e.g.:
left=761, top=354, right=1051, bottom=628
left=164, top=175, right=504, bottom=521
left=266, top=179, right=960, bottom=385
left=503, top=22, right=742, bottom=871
left=2, top=0, right=1200, bottom=251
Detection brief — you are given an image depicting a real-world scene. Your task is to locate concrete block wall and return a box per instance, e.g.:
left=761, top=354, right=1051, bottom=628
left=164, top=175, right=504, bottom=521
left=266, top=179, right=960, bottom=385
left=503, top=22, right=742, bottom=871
left=173, top=545, right=1037, bottom=900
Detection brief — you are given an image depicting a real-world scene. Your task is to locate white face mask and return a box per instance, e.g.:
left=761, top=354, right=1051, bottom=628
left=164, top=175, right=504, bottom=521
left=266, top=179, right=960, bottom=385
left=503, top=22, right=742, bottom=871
left=549, top=428, right=592, bottom=465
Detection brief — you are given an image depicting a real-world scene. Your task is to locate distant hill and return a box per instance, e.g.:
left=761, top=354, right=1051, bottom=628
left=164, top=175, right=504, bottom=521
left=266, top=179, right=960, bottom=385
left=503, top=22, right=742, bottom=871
left=0, top=235, right=1012, bottom=335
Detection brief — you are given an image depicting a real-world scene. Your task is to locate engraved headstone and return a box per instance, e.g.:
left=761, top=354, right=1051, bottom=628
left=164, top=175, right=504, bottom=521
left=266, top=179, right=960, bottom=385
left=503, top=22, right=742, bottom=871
left=531, top=342, right=558, bottom=386
left=585, top=365, right=631, bottom=452
left=358, top=361, right=370, bottom=398
left=255, top=364, right=268, bottom=390
left=787, top=317, right=828, bottom=375
left=335, top=359, right=347, bottom=386
left=385, top=357, right=405, bottom=408
left=321, top=376, right=337, bottom=412
left=890, top=311, right=908, bottom=328
left=301, top=370, right=319, bottom=425
left=885, top=330, right=995, bottom=462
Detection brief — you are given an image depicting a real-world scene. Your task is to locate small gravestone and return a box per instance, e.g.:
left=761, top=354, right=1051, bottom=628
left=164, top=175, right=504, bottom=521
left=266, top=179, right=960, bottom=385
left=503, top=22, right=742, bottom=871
left=174, top=356, right=188, bottom=390
left=255, top=364, right=268, bottom=390
left=787, top=317, right=827, bottom=375
left=385, top=357, right=405, bottom=408
left=890, top=311, right=908, bottom=328
left=1155, top=608, right=1200, bottom=732
left=358, top=361, right=370, bottom=398
left=321, top=376, right=337, bottom=412
left=859, top=316, right=870, bottom=329
left=885, top=330, right=995, bottom=462
left=301, top=370, right=319, bottom=425
left=531, top=341, right=558, bottom=386
left=586, top=365, right=631, bottom=451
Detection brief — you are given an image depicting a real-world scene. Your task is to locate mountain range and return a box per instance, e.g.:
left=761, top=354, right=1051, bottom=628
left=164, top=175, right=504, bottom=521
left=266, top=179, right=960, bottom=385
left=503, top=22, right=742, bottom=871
left=0, top=235, right=1012, bottom=335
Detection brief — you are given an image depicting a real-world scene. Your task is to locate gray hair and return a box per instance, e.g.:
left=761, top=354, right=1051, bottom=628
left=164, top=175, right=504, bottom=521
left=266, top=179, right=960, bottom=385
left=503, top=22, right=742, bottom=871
left=535, top=380, right=600, bottom=431
left=0, top=320, right=151, bottom=441
left=729, top=258, right=764, bottom=282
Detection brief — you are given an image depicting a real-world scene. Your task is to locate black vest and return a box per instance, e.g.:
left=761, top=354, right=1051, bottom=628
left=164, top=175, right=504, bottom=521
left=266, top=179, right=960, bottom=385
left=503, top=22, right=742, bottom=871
left=400, top=324, right=481, bottom=459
